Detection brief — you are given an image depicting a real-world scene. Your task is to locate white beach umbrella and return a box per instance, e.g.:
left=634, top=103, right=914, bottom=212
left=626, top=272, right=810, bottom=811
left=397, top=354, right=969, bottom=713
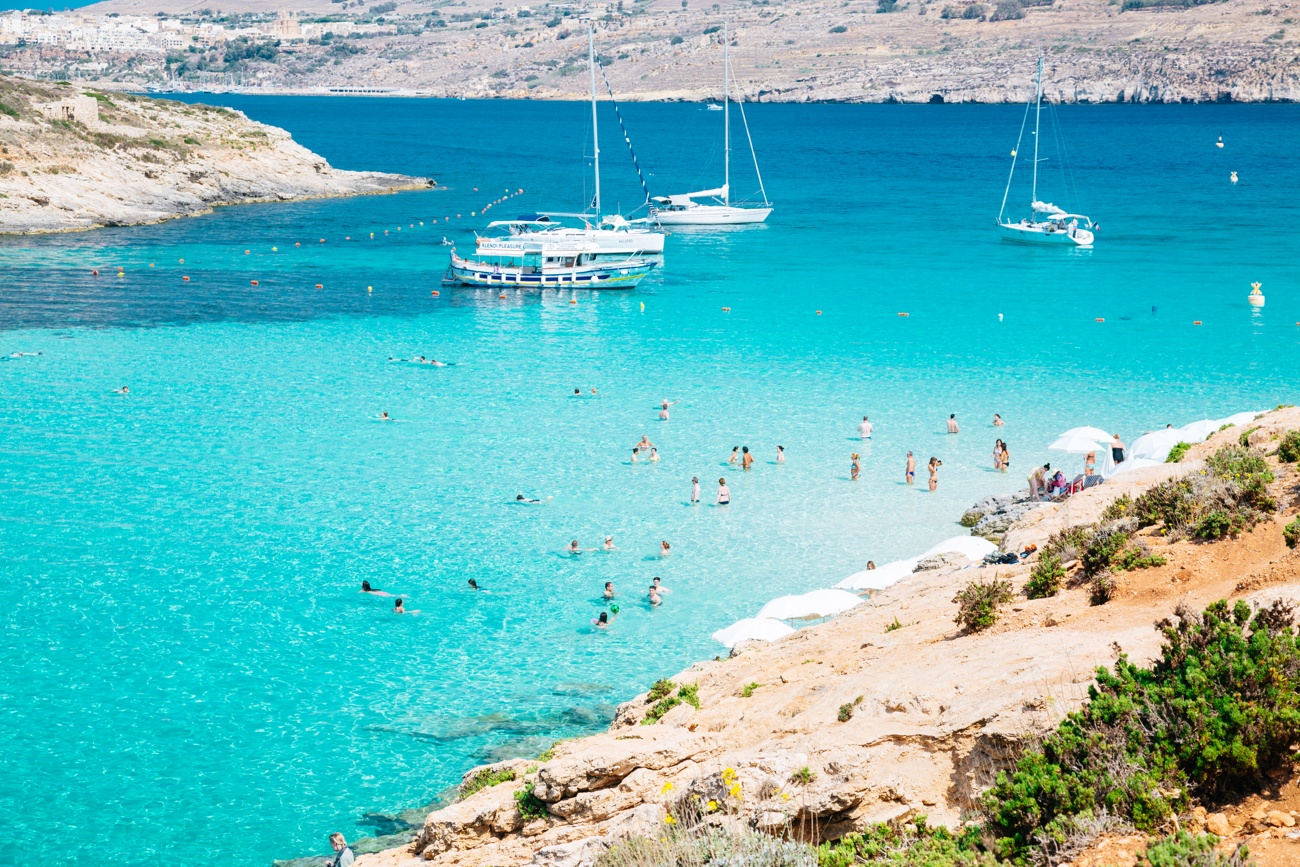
left=836, top=558, right=920, bottom=591
left=1048, top=434, right=1110, bottom=455
left=1176, top=419, right=1218, bottom=443
left=756, top=588, right=863, bottom=621
left=920, top=535, right=998, bottom=560
left=1217, top=411, right=1261, bottom=430
left=1105, top=457, right=1164, bottom=479
left=1129, top=429, right=1185, bottom=462
left=1058, top=426, right=1114, bottom=443
left=712, top=617, right=795, bottom=648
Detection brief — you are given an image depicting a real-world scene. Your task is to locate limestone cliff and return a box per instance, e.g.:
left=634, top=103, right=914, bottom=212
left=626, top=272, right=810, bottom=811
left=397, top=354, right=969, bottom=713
left=0, top=76, right=430, bottom=234
left=350, top=408, right=1300, bottom=867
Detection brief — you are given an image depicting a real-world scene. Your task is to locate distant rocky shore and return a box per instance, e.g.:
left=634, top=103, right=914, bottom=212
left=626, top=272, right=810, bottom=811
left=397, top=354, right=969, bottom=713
left=0, top=77, right=431, bottom=235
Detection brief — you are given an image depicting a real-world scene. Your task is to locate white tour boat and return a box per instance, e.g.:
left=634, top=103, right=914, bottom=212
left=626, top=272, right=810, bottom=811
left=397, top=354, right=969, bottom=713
left=475, top=216, right=662, bottom=260
left=997, top=57, right=1096, bottom=247
left=444, top=239, right=654, bottom=290
left=649, top=23, right=771, bottom=226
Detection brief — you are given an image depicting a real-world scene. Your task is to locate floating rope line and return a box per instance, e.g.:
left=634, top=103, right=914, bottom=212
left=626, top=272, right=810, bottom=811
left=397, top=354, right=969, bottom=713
left=598, top=64, right=652, bottom=210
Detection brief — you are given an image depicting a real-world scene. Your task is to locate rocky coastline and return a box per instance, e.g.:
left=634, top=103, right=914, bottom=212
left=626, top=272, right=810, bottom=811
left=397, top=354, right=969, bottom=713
left=0, top=77, right=431, bottom=235
left=283, top=408, right=1300, bottom=867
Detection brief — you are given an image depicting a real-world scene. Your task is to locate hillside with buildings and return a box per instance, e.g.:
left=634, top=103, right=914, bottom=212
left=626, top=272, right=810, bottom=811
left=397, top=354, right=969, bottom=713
left=2, top=0, right=1298, bottom=103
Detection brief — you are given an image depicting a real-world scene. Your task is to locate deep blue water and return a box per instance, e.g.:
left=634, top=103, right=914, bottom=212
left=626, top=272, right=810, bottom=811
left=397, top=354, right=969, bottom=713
left=1, top=97, right=1297, bottom=866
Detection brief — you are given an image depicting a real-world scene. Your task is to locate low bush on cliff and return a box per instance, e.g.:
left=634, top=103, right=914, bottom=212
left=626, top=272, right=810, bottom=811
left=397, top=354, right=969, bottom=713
left=458, top=765, right=517, bottom=799
left=1277, top=430, right=1300, bottom=463
left=1025, top=554, right=1064, bottom=599
left=1284, top=517, right=1300, bottom=549
left=599, top=823, right=816, bottom=867
left=953, top=577, right=1013, bottom=633
left=817, top=817, right=997, bottom=867
left=641, top=680, right=700, bottom=724
left=983, top=599, right=1300, bottom=862
left=1139, top=831, right=1250, bottom=866
left=514, top=782, right=549, bottom=820
left=1133, top=445, right=1275, bottom=540
left=1166, top=441, right=1192, bottom=463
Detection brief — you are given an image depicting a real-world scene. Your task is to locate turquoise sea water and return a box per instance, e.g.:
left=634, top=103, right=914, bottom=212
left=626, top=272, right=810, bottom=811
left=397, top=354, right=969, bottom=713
left=2, top=97, right=1298, bottom=866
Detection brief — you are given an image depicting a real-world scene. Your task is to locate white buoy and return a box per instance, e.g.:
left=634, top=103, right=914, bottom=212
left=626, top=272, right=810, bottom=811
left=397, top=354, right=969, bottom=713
left=1216, top=135, right=1224, bottom=149
left=1248, top=282, right=1265, bottom=308
left=1230, top=171, right=1238, bottom=183
left=998, top=313, right=1004, bottom=322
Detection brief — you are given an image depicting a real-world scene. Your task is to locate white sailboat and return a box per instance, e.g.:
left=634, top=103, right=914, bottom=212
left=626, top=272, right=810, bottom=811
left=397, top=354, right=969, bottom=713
left=997, top=57, right=1095, bottom=247
left=533, top=26, right=665, bottom=255
left=649, top=23, right=772, bottom=226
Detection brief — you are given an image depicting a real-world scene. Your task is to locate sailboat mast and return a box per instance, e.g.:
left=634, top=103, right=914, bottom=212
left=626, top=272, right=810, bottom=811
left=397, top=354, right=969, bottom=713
left=1031, top=55, right=1042, bottom=207
left=723, top=22, right=730, bottom=208
left=588, top=25, right=601, bottom=216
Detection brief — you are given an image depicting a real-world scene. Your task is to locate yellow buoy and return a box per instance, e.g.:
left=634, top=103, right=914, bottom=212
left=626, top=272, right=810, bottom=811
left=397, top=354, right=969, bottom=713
left=272, top=247, right=278, bottom=252
left=1248, top=282, right=1265, bottom=308
left=368, top=286, right=373, bottom=292
left=640, top=302, right=645, bottom=311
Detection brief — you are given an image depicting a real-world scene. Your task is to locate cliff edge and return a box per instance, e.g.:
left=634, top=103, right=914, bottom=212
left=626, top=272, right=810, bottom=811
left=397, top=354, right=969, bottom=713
left=0, top=76, right=431, bottom=234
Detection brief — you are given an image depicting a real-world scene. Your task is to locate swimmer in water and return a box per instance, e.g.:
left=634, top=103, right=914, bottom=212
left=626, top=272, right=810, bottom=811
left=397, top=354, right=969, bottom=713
left=604, top=581, right=615, bottom=599
left=851, top=453, right=861, bottom=481
left=394, top=598, right=407, bottom=614
left=573, top=388, right=582, bottom=396
left=379, top=412, right=391, bottom=421
left=648, top=586, right=662, bottom=607
left=659, top=399, right=677, bottom=421
left=993, top=414, right=1005, bottom=427
left=592, top=611, right=610, bottom=629
left=652, top=576, right=669, bottom=595
left=361, top=581, right=392, bottom=597
left=468, top=578, right=480, bottom=591
left=568, top=540, right=595, bottom=555
left=429, top=359, right=447, bottom=367
left=717, top=478, right=731, bottom=505
left=636, top=435, right=655, bottom=452
left=659, top=540, right=671, bottom=557
left=728, top=446, right=739, bottom=465
left=603, top=536, right=615, bottom=551
left=649, top=447, right=660, bottom=462
left=906, top=451, right=915, bottom=485
left=742, top=446, right=753, bottom=471
left=928, top=457, right=942, bottom=492
left=631, top=447, right=639, bottom=463
left=115, top=386, right=129, bottom=395
left=516, top=493, right=548, bottom=504
left=776, top=445, right=785, bottom=464
left=947, top=414, right=959, bottom=434
left=590, top=388, right=598, bottom=396
left=691, top=476, right=700, bottom=504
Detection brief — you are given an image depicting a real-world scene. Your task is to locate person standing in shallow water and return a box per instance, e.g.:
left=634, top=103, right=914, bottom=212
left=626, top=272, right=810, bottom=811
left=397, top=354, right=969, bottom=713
left=928, top=457, right=942, bottom=491
left=947, top=414, right=959, bottom=434
left=716, top=478, right=731, bottom=505
left=850, top=453, right=861, bottom=481
left=691, top=476, right=700, bottom=504
left=741, top=446, right=753, bottom=470
left=905, top=451, right=915, bottom=485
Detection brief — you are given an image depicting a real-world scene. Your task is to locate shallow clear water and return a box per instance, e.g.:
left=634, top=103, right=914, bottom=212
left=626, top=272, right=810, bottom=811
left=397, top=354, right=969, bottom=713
left=1, top=97, right=1297, bottom=866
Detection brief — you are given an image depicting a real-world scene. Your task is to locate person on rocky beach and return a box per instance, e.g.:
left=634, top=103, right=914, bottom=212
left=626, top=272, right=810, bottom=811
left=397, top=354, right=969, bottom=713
left=329, top=833, right=355, bottom=867
left=1028, top=463, right=1051, bottom=500
left=1111, top=434, right=1126, bottom=465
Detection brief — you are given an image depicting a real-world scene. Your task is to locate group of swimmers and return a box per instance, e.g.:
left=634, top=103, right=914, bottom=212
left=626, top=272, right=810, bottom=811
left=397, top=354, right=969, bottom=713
left=389, top=355, right=448, bottom=366
left=593, top=577, right=670, bottom=628
left=855, top=413, right=1007, bottom=491
left=362, top=577, right=483, bottom=614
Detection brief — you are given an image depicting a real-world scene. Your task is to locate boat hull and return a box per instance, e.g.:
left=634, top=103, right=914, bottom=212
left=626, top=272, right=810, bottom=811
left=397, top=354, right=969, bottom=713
left=653, top=206, right=772, bottom=226
left=998, top=222, right=1094, bottom=246
left=445, top=258, right=654, bottom=290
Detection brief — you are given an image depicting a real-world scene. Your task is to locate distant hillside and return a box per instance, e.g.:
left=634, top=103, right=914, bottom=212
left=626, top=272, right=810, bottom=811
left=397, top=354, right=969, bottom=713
left=37, top=0, right=1300, bottom=103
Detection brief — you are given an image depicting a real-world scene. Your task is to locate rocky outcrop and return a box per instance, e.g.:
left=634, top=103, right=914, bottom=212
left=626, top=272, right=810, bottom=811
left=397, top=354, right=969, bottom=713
left=961, top=490, right=1040, bottom=543
left=0, top=77, right=430, bottom=234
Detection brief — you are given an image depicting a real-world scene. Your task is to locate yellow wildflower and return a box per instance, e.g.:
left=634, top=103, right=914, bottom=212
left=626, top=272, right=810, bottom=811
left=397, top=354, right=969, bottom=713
left=664, top=815, right=677, bottom=825
left=707, top=800, right=718, bottom=812
left=661, top=782, right=674, bottom=794
left=782, top=793, right=791, bottom=801
left=729, top=784, right=742, bottom=798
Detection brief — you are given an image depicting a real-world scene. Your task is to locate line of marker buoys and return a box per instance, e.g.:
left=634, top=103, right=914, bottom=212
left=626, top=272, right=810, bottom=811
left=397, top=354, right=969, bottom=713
left=722, top=307, right=731, bottom=312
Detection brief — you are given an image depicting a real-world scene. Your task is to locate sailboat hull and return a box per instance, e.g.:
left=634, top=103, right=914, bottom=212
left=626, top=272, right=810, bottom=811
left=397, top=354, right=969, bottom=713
left=998, top=222, right=1094, bottom=247
left=653, top=206, right=771, bottom=226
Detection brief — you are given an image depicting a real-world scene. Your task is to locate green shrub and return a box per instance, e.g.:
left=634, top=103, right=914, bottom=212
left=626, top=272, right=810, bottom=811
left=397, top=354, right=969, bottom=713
left=1166, top=441, right=1192, bottom=463
left=537, top=741, right=560, bottom=761
left=459, top=765, right=517, bottom=799
left=962, top=2, right=987, bottom=16
left=1284, top=517, right=1300, bottom=549
left=0, top=100, right=19, bottom=118
left=741, top=681, right=761, bottom=698
left=989, top=0, right=1024, bottom=19
left=1116, top=544, right=1166, bottom=571
left=1102, top=493, right=1134, bottom=521
left=1081, top=522, right=1131, bottom=578
left=646, top=679, right=676, bottom=702
left=642, top=694, right=681, bottom=724
left=877, top=0, right=898, bottom=10
left=600, top=824, right=817, bottom=867
left=829, top=24, right=848, bottom=32
left=790, top=766, right=815, bottom=785
left=514, top=781, right=549, bottom=819
left=678, top=682, right=700, bottom=709
left=1277, top=430, right=1300, bottom=463
left=885, top=615, right=905, bottom=632
left=817, top=817, right=996, bottom=867
left=1133, top=445, right=1275, bottom=538
left=984, top=599, right=1300, bottom=862
left=837, top=702, right=854, bottom=722
left=1239, top=427, right=1258, bottom=447
left=1140, top=831, right=1249, bottom=866
left=1090, top=573, right=1116, bottom=606
left=953, top=577, right=1013, bottom=633
left=1025, top=553, right=1065, bottom=599
left=1193, top=509, right=1236, bottom=541
left=1042, top=523, right=1093, bottom=561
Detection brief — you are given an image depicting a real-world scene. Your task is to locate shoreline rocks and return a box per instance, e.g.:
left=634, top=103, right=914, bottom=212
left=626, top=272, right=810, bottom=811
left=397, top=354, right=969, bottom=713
left=960, top=490, right=1040, bottom=543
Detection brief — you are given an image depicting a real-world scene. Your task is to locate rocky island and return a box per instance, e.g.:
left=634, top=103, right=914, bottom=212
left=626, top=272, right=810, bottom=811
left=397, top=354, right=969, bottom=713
left=0, top=76, right=430, bottom=234
left=334, top=408, right=1300, bottom=867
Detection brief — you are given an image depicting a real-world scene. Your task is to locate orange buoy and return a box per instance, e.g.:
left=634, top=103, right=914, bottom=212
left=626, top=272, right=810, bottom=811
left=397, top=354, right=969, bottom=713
left=92, top=269, right=99, bottom=276
left=149, top=263, right=155, bottom=268
left=251, top=280, right=259, bottom=286
left=1095, top=318, right=1105, bottom=323
left=245, top=250, right=250, bottom=255
left=315, top=283, right=323, bottom=289
left=499, top=294, right=507, bottom=299
left=319, top=239, right=325, bottom=243
left=295, top=242, right=301, bottom=247
left=473, top=187, right=478, bottom=191
left=432, top=290, right=440, bottom=296
left=898, top=312, right=909, bottom=317
left=816, top=310, right=822, bottom=315
left=1193, top=320, right=1203, bottom=325
left=569, top=299, right=577, bottom=304
left=179, top=258, right=184, bottom=264
left=183, top=276, right=190, bottom=282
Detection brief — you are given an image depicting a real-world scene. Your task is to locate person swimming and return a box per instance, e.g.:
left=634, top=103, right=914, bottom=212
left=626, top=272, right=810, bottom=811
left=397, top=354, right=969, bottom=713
left=592, top=611, right=610, bottom=629
left=659, top=540, right=671, bottom=557
left=636, top=435, right=655, bottom=452
left=993, top=414, right=1005, bottom=426
left=851, top=453, right=861, bottom=481
left=468, top=578, right=480, bottom=591
left=394, top=598, right=407, bottom=614
left=649, top=448, right=660, bottom=462
left=603, top=581, right=615, bottom=599
left=742, top=447, right=753, bottom=471
left=573, top=388, right=582, bottom=396
left=659, top=399, right=677, bottom=421
left=516, top=493, right=547, bottom=504
left=603, top=536, right=615, bottom=550
left=631, top=448, right=639, bottom=463
left=717, top=478, right=731, bottom=505
left=776, top=445, right=785, bottom=464
left=379, top=412, right=391, bottom=421
left=115, top=386, right=129, bottom=395
left=652, top=576, right=669, bottom=594
left=568, top=539, right=581, bottom=555
left=727, top=447, right=739, bottom=465
left=648, top=586, right=662, bottom=606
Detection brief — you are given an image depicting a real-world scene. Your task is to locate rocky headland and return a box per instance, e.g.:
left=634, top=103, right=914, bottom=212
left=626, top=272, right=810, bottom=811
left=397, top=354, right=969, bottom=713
left=332, top=407, right=1300, bottom=867
left=0, top=76, right=430, bottom=234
